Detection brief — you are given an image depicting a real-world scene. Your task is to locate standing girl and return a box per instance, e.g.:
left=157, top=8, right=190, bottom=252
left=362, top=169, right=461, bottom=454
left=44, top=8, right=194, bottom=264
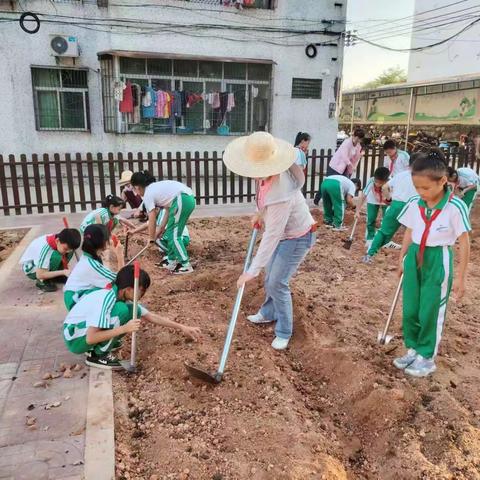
left=394, top=150, right=470, bottom=377
left=224, top=132, right=316, bottom=351
left=327, top=128, right=365, bottom=177
left=63, top=224, right=124, bottom=310
left=80, top=195, right=136, bottom=234
left=294, top=132, right=311, bottom=176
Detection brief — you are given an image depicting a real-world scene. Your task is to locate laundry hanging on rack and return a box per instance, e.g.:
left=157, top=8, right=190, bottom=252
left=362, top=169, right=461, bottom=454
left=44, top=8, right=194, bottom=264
left=142, top=85, right=157, bottom=119
left=128, top=83, right=142, bottom=124
left=119, top=81, right=133, bottom=113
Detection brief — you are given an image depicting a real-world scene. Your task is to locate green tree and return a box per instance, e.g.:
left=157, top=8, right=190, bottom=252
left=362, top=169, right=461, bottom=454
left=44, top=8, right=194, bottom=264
left=361, top=66, right=407, bottom=89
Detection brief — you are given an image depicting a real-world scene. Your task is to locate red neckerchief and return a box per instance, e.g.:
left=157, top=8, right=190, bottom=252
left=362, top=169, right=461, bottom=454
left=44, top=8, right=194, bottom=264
left=46, top=234, right=69, bottom=269
left=373, top=184, right=383, bottom=203
left=417, top=193, right=453, bottom=266
left=389, top=152, right=398, bottom=174
left=107, top=219, right=114, bottom=233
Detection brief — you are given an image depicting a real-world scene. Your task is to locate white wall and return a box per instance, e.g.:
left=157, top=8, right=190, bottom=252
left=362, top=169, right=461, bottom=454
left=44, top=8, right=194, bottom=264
left=0, top=0, right=346, bottom=156
left=408, top=0, right=480, bottom=82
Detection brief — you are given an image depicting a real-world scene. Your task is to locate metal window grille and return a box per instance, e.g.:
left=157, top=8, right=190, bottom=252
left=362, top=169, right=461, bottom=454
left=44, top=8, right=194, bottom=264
left=101, top=57, right=271, bottom=136
left=179, top=0, right=273, bottom=9
left=291, top=78, right=322, bottom=99
left=31, top=67, right=90, bottom=132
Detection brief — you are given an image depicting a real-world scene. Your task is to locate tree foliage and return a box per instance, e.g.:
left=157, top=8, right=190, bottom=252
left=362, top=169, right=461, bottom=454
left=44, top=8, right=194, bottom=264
left=361, top=66, right=407, bottom=89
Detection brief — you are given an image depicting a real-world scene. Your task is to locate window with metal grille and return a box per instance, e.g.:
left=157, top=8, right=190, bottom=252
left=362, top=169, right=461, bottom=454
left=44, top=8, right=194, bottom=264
left=291, top=78, right=322, bottom=99
left=31, top=67, right=90, bottom=131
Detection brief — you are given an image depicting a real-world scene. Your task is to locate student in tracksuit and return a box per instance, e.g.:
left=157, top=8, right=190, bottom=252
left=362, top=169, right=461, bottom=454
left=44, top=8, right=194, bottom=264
left=130, top=171, right=196, bottom=274
left=80, top=195, right=136, bottom=234
left=393, top=150, right=470, bottom=377
left=447, top=166, right=479, bottom=214
left=63, top=224, right=124, bottom=310
left=383, top=139, right=410, bottom=177
left=356, top=167, right=390, bottom=249
left=321, top=175, right=361, bottom=231
left=63, top=265, right=202, bottom=370
left=362, top=159, right=418, bottom=263
left=19, top=228, right=81, bottom=292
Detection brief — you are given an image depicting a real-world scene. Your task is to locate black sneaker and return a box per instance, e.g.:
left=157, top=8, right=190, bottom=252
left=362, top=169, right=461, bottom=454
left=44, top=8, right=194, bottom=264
left=35, top=280, right=57, bottom=292
left=85, top=352, right=123, bottom=370
left=173, top=263, right=194, bottom=275
left=53, top=275, right=68, bottom=284
left=313, top=192, right=321, bottom=206
left=155, top=256, right=170, bottom=268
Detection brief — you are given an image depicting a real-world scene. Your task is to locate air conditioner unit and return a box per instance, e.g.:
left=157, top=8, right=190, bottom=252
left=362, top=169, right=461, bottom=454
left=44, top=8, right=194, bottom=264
left=50, top=35, right=80, bottom=57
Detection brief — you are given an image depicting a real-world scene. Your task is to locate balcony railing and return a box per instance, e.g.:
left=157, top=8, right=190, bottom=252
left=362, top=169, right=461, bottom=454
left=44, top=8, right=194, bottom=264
left=182, top=0, right=273, bottom=9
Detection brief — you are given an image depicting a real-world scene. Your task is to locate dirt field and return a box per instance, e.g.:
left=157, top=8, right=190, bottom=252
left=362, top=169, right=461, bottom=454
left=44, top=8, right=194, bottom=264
left=114, top=207, right=480, bottom=480
left=0, top=229, right=28, bottom=264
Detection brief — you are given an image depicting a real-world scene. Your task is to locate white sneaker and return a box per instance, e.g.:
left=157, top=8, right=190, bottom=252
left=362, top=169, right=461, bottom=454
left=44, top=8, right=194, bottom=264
left=332, top=225, right=348, bottom=232
left=393, top=349, right=417, bottom=369
left=365, top=240, right=373, bottom=250
left=163, top=260, right=178, bottom=271
left=247, top=312, right=273, bottom=324
left=383, top=241, right=401, bottom=250
left=271, top=337, right=290, bottom=350
left=173, top=263, right=194, bottom=275
left=404, top=355, right=437, bottom=377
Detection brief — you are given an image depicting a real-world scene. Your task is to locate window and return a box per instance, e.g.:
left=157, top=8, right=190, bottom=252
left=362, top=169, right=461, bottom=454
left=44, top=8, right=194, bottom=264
left=291, top=78, right=322, bottom=99
left=32, top=67, right=89, bottom=131
left=100, top=56, right=271, bottom=135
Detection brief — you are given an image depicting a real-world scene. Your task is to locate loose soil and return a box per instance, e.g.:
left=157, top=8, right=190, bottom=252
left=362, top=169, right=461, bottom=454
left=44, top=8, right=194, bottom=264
left=0, top=228, right=28, bottom=264
left=114, top=208, right=480, bottom=480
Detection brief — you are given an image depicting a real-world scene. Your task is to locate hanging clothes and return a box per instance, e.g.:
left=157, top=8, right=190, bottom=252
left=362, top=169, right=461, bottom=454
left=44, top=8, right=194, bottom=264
left=129, top=83, right=142, bottom=124
left=227, top=92, right=235, bottom=112
left=114, top=81, right=125, bottom=102
left=142, top=86, right=157, bottom=119
left=172, top=91, right=183, bottom=118
left=187, top=93, right=203, bottom=108
left=119, top=81, right=133, bottom=113
left=212, top=92, right=221, bottom=109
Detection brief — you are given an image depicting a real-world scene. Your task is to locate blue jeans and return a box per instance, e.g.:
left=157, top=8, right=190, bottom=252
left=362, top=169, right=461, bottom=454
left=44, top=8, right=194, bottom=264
left=259, top=231, right=316, bottom=339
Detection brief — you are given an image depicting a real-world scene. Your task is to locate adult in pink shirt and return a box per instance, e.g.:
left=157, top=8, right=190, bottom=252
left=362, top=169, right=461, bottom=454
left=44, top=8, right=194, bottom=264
left=327, top=128, right=365, bottom=178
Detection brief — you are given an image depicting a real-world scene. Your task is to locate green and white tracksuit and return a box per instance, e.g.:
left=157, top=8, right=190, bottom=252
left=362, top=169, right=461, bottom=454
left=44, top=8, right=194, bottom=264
left=80, top=208, right=119, bottom=234
left=456, top=167, right=479, bottom=213
left=155, top=208, right=190, bottom=254
left=363, top=177, right=388, bottom=240
left=19, top=234, right=73, bottom=280
left=63, top=252, right=116, bottom=310
left=142, top=180, right=195, bottom=266
left=321, top=175, right=356, bottom=228
left=63, top=286, right=148, bottom=355
left=397, top=192, right=471, bottom=359
left=368, top=170, right=417, bottom=256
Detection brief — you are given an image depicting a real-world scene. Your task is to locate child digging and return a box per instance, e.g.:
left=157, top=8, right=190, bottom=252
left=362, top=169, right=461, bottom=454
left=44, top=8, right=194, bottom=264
left=383, top=139, right=410, bottom=177
left=63, top=265, right=202, bottom=369
left=63, top=224, right=124, bottom=310
left=321, top=175, right=361, bottom=231
left=394, top=149, right=470, bottom=377
left=447, top=166, right=479, bottom=214
left=356, top=166, right=390, bottom=250
left=19, top=228, right=81, bottom=292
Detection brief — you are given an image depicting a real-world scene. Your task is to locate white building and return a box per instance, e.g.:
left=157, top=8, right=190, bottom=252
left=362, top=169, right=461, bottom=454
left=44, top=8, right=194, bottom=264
left=408, top=0, right=480, bottom=83
left=0, top=0, right=346, bottom=156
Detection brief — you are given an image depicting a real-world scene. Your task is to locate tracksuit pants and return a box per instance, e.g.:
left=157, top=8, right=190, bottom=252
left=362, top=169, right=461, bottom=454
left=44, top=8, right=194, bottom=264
left=321, top=178, right=345, bottom=227
left=365, top=203, right=387, bottom=240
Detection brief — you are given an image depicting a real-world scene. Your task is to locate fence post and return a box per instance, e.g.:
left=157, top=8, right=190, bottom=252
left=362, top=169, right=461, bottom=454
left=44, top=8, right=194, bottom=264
left=0, top=155, right=10, bottom=216
left=31, top=154, right=44, bottom=214
left=53, top=153, right=65, bottom=212
left=309, top=149, right=317, bottom=198
left=86, top=153, right=96, bottom=209
left=185, top=152, right=192, bottom=189
left=146, top=152, right=154, bottom=179
left=221, top=155, right=227, bottom=204
left=43, top=154, right=54, bottom=213
left=194, top=151, right=201, bottom=205
left=76, top=153, right=87, bottom=211
left=156, top=152, right=164, bottom=180
left=20, top=154, right=32, bottom=215
left=212, top=151, right=219, bottom=205
left=176, top=152, right=182, bottom=183
left=137, top=152, right=144, bottom=173
left=9, top=155, right=21, bottom=215
left=97, top=153, right=106, bottom=201
left=108, top=153, right=117, bottom=196
left=166, top=152, right=173, bottom=179
left=65, top=153, right=76, bottom=213
left=203, top=151, right=210, bottom=205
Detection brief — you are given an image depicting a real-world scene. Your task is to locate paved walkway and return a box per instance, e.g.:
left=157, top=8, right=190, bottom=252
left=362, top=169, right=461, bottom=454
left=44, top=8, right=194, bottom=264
left=0, top=203, right=257, bottom=480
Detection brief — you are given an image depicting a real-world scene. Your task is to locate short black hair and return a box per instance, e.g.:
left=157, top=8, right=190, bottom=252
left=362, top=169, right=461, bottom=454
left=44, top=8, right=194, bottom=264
left=130, top=171, right=156, bottom=188
left=353, top=128, right=365, bottom=139
left=57, top=228, right=81, bottom=250
left=82, top=224, right=110, bottom=263
left=447, top=166, right=458, bottom=179
left=374, top=166, right=390, bottom=181
left=411, top=149, right=448, bottom=182
left=114, top=265, right=151, bottom=291
left=351, top=177, right=362, bottom=190
left=383, top=139, right=397, bottom=150
left=102, top=194, right=124, bottom=209
left=294, top=132, right=311, bottom=147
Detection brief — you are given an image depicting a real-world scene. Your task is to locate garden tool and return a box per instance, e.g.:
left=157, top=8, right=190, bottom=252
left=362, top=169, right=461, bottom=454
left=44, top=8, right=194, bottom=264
left=126, top=242, right=150, bottom=266
left=124, top=232, right=130, bottom=261
left=120, top=260, right=140, bottom=373
left=185, top=225, right=260, bottom=384
left=343, top=218, right=358, bottom=250
left=62, top=217, right=79, bottom=261
left=378, top=274, right=403, bottom=345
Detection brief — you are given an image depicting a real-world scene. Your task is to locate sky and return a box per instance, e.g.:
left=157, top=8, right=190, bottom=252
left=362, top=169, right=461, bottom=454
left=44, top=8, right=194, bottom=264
left=342, top=0, right=415, bottom=89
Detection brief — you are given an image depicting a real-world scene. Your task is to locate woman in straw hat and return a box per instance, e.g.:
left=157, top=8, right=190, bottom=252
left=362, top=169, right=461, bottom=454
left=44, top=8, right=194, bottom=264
left=118, top=170, right=143, bottom=212
left=224, top=132, right=317, bottom=350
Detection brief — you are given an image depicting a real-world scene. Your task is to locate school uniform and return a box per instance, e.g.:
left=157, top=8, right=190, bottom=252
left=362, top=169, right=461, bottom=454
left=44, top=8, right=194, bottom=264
left=397, top=191, right=471, bottom=360
left=320, top=175, right=356, bottom=227
left=363, top=177, right=388, bottom=241
left=383, top=149, right=410, bottom=176
left=155, top=208, right=190, bottom=254
left=63, top=286, right=148, bottom=356
left=63, top=253, right=116, bottom=310
left=368, top=170, right=417, bottom=256
left=80, top=208, right=119, bottom=234
left=456, top=167, right=479, bottom=212
left=143, top=180, right=195, bottom=266
left=19, top=234, right=73, bottom=280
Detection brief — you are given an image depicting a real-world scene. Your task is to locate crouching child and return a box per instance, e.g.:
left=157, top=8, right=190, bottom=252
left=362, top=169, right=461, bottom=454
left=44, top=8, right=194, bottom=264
left=63, top=265, right=202, bottom=369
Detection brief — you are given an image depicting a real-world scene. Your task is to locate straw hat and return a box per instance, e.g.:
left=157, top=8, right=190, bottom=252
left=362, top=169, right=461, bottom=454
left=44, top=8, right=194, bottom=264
left=118, top=170, right=133, bottom=186
left=223, top=132, right=295, bottom=178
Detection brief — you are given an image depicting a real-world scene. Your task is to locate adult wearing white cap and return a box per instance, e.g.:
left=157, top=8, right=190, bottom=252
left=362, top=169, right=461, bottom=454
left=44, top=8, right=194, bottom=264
left=224, top=132, right=316, bottom=350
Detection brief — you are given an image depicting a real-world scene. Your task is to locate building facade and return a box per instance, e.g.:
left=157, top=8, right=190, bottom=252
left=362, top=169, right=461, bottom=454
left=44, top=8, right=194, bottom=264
left=0, top=0, right=346, bottom=155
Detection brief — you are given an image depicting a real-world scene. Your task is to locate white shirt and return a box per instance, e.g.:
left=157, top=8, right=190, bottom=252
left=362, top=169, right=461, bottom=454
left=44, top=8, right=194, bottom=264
left=388, top=170, right=418, bottom=203
left=327, top=175, right=356, bottom=198
left=363, top=177, right=387, bottom=205
left=383, top=149, right=410, bottom=177
left=64, top=253, right=116, bottom=293
left=80, top=208, right=118, bottom=234
left=19, top=234, right=54, bottom=269
left=143, top=181, right=193, bottom=213
left=398, top=194, right=471, bottom=246
left=457, top=167, right=479, bottom=189
left=294, top=148, right=307, bottom=168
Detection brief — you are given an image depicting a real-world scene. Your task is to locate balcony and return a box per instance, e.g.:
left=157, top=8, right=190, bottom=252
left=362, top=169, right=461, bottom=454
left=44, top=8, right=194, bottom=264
left=182, top=0, right=273, bottom=9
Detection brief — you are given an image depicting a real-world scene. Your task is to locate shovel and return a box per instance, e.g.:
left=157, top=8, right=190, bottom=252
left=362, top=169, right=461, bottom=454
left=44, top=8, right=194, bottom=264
left=124, top=232, right=130, bottom=261
left=62, top=217, right=79, bottom=261
left=185, top=225, right=260, bottom=384
left=120, top=260, right=140, bottom=373
left=126, top=242, right=150, bottom=266
left=378, top=274, right=403, bottom=345
left=343, top=218, right=358, bottom=250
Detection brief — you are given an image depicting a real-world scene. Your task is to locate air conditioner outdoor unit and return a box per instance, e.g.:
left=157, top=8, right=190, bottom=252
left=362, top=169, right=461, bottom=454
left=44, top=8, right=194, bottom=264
left=50, top=35, right=80, bottom=57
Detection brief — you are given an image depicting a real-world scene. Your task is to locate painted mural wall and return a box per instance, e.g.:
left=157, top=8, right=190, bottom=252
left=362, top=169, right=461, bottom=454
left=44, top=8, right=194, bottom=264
left=366, top=95, right=409, bottom=123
